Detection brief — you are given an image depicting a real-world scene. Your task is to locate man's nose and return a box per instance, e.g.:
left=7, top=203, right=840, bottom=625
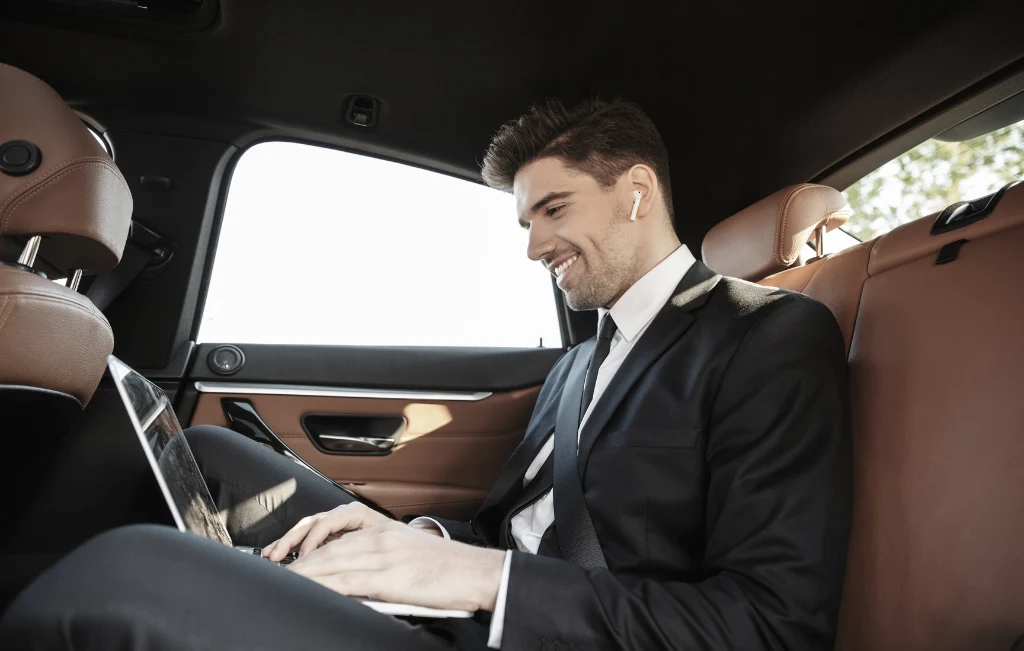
left=526, top=222, right=555, bottom=263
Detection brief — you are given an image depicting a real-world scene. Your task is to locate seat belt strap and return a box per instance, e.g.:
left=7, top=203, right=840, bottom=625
left=552, top=341, right=608, bottom=569
left=85, top=239, right=154, bottom=311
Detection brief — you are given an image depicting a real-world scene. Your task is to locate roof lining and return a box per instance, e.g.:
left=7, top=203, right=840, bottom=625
left=817, top=57, right=1024, bottom=192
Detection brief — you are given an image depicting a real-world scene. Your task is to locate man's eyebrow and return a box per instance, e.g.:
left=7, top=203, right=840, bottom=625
left=518, top=190, right=575, bottom=228
left=530, top=191, right=574, bottom=214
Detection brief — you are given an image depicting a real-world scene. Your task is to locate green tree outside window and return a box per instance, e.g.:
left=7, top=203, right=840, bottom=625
left=842, top=119, right=1024, bottom=241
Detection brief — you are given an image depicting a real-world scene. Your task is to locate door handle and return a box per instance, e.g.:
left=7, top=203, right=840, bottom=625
left=301, top=413, right=405, bottom=456
left=220, top=398, right=393, bottom=518
left=315, top=434, right=395, bottom=453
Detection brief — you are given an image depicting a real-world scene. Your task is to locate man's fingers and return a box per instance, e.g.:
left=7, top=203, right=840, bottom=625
left=297, top=506, right=363, bottom=557
left=267, top=515, right=318, bottom=562
left=298, top=517, right=337, bottom=557
left=267, top=504, right=379, bottom=561
left=296, top=507, right=356, bottom=552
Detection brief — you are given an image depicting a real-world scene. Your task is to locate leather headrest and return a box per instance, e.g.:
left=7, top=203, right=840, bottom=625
left=702, top=183, right=851, bottom=281
left=0, top=265, right=113, bottom=406
left=0, top=63, right=133, bottom=276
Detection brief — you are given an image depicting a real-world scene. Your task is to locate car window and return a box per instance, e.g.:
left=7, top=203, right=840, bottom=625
left=813, top=227, right=859, bottom=256
left=197, top=142, right=562, bottom=348
left=842, top=117, right=1024, bottom=241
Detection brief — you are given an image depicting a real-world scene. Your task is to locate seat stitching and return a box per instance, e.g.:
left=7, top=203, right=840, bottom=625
left=775, top=184, right=813, bottom=266
left=781, top=199, right=852, bottom=267
left=0, top=293, right=110, bottom=328
left=0, top=296, right=12, bottom=336
left=828, top=208, right=854, bottom=226
left=795, top=258, right=828, bottom=293
left=0, top=157, right=119, bottom=228
left=846, top=240, right=879, bottom=357
left=783, top=206, right=849, bottom=266
left=0, top=284, right=102, bottom=304
left=3, top=160, right=129, bottom=234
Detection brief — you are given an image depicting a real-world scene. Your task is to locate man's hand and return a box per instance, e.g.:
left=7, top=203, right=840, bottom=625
left=262, top=502, right=440, bottom=562
left=287, top=522, right=506, bottom=613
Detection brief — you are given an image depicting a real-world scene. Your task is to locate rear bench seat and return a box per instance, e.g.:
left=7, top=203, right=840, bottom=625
left=702, top=183, right=1024, bottom=651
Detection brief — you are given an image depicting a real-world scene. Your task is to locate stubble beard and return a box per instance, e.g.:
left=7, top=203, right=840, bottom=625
left=564, top=255, right=618, bottom=311
left=563, top=201, right=639, bottom=311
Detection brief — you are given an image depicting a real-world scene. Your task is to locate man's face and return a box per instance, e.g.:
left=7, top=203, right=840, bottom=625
left=515, top=157, right=641, bottom=311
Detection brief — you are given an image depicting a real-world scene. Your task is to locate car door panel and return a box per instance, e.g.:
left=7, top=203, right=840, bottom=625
left=189, top=385, right=541, bottom=520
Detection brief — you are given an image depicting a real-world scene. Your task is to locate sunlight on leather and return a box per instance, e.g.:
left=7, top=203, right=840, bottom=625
left=395, top=403, right=454, bottom=450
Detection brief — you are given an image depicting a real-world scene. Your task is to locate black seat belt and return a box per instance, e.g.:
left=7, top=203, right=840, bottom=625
left=85, top=220, right=171, bottom=312
left=552, top=340, right=608, bottom=569
left=85, top=239, right=154, bottom=311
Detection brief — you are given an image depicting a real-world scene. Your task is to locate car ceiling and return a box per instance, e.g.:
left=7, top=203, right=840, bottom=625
left=2, top=0, right=1024, bottom=247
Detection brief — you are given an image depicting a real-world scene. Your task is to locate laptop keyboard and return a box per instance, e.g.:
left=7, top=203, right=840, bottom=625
left=250, top=547, right=299, bottom=565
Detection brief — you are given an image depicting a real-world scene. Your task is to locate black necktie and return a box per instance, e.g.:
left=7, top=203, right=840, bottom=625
left=580, top=314, right=617, bottom=419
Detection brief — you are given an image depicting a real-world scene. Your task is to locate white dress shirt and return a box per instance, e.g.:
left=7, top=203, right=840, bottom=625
left=415, top=244, right=696, bottom=648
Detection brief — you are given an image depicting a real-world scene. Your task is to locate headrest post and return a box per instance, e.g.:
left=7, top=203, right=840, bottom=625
left=701, top=184, right=851, bottom=281
left=17, top=236, right=42, bottom=267
left=67, top=269, right=82, bottom=292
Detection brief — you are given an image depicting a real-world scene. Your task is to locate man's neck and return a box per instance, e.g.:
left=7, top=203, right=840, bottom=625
left=605, top=237, right=684, bottom=309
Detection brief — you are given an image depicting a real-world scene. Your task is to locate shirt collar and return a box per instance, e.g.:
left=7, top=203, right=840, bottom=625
left=597, top=245, right=697, bottom=343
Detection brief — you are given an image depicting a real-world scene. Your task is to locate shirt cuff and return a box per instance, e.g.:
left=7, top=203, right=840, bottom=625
left=407, top=516, right=450, bottom=540
left=487, top=550, right=514, bottom=649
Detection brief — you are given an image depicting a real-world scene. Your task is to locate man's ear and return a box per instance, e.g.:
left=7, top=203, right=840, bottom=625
left=627, top=165, right=658, bottom=220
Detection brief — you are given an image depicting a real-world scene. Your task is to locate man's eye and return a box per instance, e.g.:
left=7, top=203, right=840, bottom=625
left=546, top=205, right=565, bottom=217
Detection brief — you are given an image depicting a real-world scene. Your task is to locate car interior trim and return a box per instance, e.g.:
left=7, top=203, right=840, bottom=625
left=194, top=381, right=492, bottom=402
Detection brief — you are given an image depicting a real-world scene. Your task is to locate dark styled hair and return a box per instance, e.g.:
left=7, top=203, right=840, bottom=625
left=481, top=98, right=673, bottom=217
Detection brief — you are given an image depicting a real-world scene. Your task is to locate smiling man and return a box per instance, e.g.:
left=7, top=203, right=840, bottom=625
left=0, top=99, right=852, bottom=651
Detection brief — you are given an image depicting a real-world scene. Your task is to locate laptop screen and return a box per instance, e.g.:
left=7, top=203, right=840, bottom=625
left=108, top=355, right=233, bottom=546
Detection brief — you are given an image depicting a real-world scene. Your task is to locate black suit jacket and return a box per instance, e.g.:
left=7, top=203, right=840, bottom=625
left=432, top=261, right=852, bottom=651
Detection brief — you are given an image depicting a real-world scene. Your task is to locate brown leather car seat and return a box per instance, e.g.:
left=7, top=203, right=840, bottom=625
left=703, top=183, right=868, bottom=352
left=702, top=183, right=853, bottom=282
left=0, top=62, right=132, bottom=469
left=703, top=182, right=1024, bottom=650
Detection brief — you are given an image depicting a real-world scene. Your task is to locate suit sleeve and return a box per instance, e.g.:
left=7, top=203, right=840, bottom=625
left=499, top=296, right=853, bottom=650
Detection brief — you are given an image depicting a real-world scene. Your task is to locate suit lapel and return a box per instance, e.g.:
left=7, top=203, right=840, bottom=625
left=577, top=262, right=721, bottom=476
left=475, top=343, right=594, bottom=522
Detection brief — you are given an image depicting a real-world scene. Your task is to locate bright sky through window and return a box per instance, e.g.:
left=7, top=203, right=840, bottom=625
left=198, top=142, right=562, bottom=348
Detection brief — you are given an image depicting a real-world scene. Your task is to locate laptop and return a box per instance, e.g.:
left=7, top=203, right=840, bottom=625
left=108, top=354, right=472, bottom=619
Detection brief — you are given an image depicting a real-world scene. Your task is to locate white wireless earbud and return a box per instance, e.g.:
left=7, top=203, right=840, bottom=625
left=629, top=190, right=642, bottom=221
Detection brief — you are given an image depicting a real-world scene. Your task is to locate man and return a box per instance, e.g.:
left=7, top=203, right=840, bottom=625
left=0, top=99, right=852, bottom=650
